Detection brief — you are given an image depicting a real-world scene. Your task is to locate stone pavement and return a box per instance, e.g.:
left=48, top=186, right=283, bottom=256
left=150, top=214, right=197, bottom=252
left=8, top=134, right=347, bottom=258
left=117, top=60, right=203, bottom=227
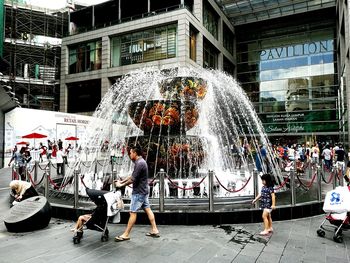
left=0, top=167, right=350, bottom=263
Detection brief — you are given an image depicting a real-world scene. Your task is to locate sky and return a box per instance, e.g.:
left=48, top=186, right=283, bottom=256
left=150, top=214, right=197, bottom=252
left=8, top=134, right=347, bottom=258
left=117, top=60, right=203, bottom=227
left=25, top=0, right=108, bottom=9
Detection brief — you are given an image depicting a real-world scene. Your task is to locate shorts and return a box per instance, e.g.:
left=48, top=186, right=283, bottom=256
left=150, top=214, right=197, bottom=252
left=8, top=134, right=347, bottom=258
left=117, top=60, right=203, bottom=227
left=130, top=194, right=150, bottom=212
left=263, top=208, right=272, bottom=213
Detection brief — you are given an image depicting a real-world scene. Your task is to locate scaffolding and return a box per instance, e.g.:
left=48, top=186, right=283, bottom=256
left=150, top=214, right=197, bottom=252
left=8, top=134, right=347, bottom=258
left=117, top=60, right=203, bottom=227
left=3, top=0, right=68, bottom=111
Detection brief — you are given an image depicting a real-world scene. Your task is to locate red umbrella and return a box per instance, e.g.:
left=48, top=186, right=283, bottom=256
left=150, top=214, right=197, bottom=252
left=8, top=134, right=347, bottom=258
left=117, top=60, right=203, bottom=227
left=65, top=136, right=79, bottom=141
left=16, top=141, right=28, bottom=145
left=22, top=132, right=47, bottom=139
left=22, top=132, right=47, bottom=148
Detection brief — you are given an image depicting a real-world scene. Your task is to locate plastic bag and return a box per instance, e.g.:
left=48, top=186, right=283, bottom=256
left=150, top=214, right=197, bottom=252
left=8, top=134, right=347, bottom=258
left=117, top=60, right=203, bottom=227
left=323, top=186, right=350, bottom=213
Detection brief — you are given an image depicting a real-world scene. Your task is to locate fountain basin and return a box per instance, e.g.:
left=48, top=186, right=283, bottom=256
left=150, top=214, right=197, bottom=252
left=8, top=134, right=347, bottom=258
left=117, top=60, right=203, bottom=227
left=126, top=135, right=206, bottom=178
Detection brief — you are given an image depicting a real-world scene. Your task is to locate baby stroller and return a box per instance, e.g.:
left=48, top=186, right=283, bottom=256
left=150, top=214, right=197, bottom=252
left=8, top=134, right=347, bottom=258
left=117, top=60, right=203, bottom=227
left=317, top=186, right=350, bottom=243
left=73, top=188, right=122, bottom=244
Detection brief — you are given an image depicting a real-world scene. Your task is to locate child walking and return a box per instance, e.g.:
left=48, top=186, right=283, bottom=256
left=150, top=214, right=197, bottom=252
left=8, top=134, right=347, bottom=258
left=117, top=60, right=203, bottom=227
left=252, top=173, right=276, bottom=235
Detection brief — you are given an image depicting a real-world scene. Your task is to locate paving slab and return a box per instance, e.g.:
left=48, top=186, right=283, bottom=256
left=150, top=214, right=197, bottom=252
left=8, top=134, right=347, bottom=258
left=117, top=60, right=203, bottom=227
left=1, top=167, right=350, bottom=262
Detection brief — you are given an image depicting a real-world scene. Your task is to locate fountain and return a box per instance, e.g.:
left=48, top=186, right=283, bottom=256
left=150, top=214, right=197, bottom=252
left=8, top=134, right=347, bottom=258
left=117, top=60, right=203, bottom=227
left=54, top=66, right=284, bottom=211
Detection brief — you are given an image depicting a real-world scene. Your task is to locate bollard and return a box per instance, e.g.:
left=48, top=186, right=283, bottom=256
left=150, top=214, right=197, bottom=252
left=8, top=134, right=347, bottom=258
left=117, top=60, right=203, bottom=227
left=253, top=170, right=259, bottom=209
left=74, top=168, right=80, bottom=208
left=44, top=166, right=50, bottom=198
left=208, top=170, right=214, bottom=212
left=290, top=169, right=296, bottom=206
left=159, top=169, right=165, bottom=212
left=317, top=165, right=322, bottom=202
left=34, top=161, right=38, bottom=182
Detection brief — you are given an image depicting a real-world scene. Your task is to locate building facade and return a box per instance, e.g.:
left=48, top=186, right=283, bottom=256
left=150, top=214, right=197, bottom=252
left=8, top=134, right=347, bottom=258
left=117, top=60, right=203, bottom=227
left=59, top=0, right=235, bottom=114
left=61, top=0, right=348, bottom=146
left=234, top=7, right=337, bottom=145
left=336, top=0, right=350, bottom=145
left=214, top=0, right=341, bottom=146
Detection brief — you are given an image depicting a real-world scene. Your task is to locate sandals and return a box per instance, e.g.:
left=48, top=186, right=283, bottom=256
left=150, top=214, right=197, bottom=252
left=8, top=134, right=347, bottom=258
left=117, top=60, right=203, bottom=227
left=146, top=232, right=160, bottom=238
left=114, top=236, right=130, bottom=242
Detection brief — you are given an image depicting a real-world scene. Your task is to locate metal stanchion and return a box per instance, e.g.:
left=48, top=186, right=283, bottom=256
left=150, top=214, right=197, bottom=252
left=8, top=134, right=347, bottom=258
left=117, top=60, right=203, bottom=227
left=34, top=161, right=38, bottom=181
left=111, top=162, right=116, bottom=191
left=48, top=160, right=52, bottom=181
left=74, top=167, right=80, bottom=208
left=44, top=166, right=50, bottom=198
left=159, top=169, right=165, bottom=212
left=309, top=162, right=312, bottom=179
left=317, top=165, right=322, bottom=202
left=94, top=161, right=98, bottom=181
left=12, top=164, right=16, bottom=180
left=290, top=169, right=296, bottom=206
left=253, top=170, right=259, bottom=209
left=333, top=167, right=337, bottom=189
left=75, top=167, right=81, bottom=204
left=339, top=166, right=344, bottom=186
left=208, top=170, right=214, bottom=212
left=25, top=163, right=28, bottom=182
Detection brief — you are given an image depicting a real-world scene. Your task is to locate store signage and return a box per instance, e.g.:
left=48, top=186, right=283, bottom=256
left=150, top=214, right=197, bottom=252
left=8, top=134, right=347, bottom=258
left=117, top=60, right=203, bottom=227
left=260, top=109, right=336, bottom=123
left=265, top=125, right=305, bottom=133
left=260, top=40, right=333, bottom=61
left=129, top=41, right=161, bottom=54
left=263, top=122, right=338, bottom=133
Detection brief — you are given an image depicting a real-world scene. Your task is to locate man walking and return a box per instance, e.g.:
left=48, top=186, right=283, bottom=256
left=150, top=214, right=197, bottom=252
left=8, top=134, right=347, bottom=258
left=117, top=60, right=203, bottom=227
left=114, top=145, right=159, bottom=242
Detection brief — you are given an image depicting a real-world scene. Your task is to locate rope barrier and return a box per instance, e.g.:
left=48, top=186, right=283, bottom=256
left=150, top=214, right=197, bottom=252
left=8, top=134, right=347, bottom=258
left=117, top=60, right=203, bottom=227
left=274, top=177, right=289, bottom=190
left=80, top=175, right=87, bottom=188
left=28, top=173, right=45, bottom=187
left=166, top=176, right=207, bottom=190
left=38, top=163, right=49, bottom=170
left=81, top=162, right=91, bottom=168
left=29, top=165, right=35, bottom=173
left=320, top=167, right=335, bottom=184
left=51, top=163, right=57, bottom=169
left=215, top=174, right=251, bottom=193
left=96, top=160, right=106, bottom=166
left=296, top=171, right=318, bottom=189
left=47, top=175, right=72, bottom=190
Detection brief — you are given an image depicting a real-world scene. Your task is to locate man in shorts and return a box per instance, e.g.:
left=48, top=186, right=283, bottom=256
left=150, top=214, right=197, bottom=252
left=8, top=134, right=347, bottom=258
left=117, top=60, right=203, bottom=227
left=114, top=145, right=159, bottom=242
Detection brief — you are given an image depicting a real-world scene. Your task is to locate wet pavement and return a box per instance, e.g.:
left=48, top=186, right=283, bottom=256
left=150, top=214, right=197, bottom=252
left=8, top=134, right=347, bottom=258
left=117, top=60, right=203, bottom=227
left=1, top=167, right=350, bottom=262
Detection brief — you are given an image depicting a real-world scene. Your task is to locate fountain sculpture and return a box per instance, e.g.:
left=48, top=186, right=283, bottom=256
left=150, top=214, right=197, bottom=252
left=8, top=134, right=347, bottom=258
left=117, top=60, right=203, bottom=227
left=60, top=67, right=283, bottom=201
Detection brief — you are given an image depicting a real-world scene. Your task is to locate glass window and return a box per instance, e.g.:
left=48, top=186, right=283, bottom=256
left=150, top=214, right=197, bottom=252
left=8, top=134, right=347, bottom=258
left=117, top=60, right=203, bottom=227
left=110, top=24, right=177, bottom=67
left=223, top=23, right=234, bottom=55
left=203, top=40, right=218, bottom=69
left=69, top=40, right=102, bottom=74
left=236, top=21, right=338, bottom=134
left=203, top=2, right=218, bottom=39
left=189, top=26, right=197, bottom=61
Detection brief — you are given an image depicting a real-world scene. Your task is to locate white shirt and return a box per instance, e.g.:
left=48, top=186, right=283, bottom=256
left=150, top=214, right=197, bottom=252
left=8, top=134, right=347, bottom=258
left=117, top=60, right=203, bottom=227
left=322, top=148, right=332, bottom=160
left=56, top=150, right=65, bottom=164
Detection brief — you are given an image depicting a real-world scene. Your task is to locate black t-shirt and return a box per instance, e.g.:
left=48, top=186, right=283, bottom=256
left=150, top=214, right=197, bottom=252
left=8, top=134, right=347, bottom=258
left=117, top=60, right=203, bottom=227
left=131, top=157, right=149, bottom=195
left=336, top=149, right=346, bottom=162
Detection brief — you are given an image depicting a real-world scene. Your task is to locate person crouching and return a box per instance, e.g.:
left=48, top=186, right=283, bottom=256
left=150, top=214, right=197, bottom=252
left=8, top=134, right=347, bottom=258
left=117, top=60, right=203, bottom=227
left=9, top=180, right=38, bottom=203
